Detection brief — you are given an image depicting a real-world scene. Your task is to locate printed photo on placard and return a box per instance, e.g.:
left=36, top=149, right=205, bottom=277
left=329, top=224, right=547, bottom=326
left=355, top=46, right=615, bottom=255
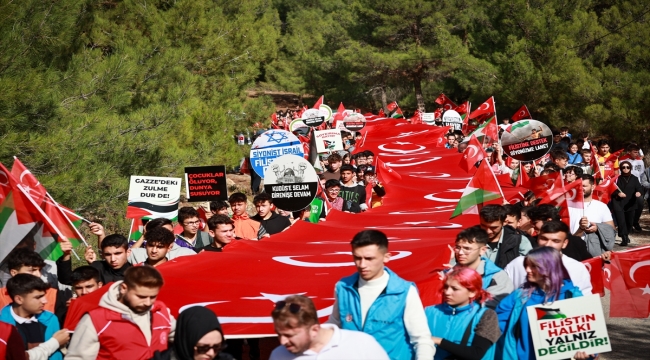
left=301, top=108, right=325, bottom=128
left=314, top=129, right=344, bottom=153
left=263, top=155, right=318, bottom=212
left=343, top=113, right=366, bottom=132
left=184, top=165, right=228, bottom=202
left=127, top=176, right=181, bottom=220
left=501, top=119, right=553, bottom=161
left=250, top=130, right=304, bottom=178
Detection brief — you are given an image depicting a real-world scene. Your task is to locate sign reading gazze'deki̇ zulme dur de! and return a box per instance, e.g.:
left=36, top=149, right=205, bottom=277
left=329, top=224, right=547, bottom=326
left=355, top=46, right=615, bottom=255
left=526, top=294, right=611, bottom=360
left=127, top=176, right=182, bottom=220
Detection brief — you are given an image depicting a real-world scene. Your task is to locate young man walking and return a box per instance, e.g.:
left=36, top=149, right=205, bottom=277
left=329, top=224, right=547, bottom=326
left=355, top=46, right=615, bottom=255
left=199, top=215, right=237, bottom=252
left=0, top=274, right=70, bottom=360
left=252, top=193, right=291, bottom=235
left=66, top=266, right=175, bottom=360
left=327, top=230, right=434, bottom=359
left=453, top=226, right=514, bottom=308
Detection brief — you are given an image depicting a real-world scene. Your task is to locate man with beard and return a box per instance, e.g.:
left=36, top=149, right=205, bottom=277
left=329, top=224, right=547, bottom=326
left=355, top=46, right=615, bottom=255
left=66, top=266, right=175, bottom=360
left=569, top=175, right=615, bottom=257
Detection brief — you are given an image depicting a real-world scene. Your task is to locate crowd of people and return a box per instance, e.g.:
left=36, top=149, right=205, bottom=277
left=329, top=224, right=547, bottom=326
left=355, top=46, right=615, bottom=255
left=0, top=216, right=607, bottom=360
left=0, top=109, right=647, bottom=360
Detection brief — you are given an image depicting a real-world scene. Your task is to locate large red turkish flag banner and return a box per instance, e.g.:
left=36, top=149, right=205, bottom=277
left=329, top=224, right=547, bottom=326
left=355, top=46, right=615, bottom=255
left=65, top=111, right=644, bottom=337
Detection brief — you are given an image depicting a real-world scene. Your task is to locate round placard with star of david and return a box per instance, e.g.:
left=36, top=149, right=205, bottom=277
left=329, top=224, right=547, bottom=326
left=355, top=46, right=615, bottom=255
left=250, top=130, right=304, bottom=178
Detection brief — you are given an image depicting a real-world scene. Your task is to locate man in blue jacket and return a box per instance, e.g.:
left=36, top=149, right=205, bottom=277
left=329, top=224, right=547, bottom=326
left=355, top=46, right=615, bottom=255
left=0, top=274, right=69, bottom=360
left=454, top=226, right=514, bottom=308
left=327, top=230, right=435, bottom=359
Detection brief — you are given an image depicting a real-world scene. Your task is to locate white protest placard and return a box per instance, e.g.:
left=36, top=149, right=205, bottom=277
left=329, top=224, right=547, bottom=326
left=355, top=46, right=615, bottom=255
left=263, top=155, right=318, bottom=212
left=314, top=129, right=344, bottom=153
left=250, top=129, right=304, bottom=178
left=422, top=113, right=436, bottom=124
left=442, top=110, right=463, bottom=130
left=127, top=176, right=182, bottom=220
left=527, top=294, right=611, bottom=360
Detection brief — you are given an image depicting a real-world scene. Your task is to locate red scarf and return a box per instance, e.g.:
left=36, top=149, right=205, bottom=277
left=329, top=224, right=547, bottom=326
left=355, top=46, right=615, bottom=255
left=232, top=213, right=250, bottom=221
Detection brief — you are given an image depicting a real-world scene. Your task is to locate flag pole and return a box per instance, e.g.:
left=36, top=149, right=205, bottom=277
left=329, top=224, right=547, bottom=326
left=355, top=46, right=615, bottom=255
left=16, top=184, right=75, bottom=254
left=46, top=197, right=92, bottom=224
left=45, top=193, right=89, bottom=247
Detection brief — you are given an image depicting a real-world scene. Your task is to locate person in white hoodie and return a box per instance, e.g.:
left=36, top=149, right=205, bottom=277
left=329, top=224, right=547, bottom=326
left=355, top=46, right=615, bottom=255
left=66, top=266, right=175, bottom=360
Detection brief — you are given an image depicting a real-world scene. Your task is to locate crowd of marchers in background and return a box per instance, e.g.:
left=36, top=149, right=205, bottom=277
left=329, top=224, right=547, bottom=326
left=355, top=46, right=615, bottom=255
left=0, top=115, right=646, bottom=359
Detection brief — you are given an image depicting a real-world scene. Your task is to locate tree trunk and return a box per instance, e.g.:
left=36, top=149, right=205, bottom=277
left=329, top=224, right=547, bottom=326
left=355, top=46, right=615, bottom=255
left=413, top=75, right=425, bottom=112
left=380, top=85, right=388, bottom=113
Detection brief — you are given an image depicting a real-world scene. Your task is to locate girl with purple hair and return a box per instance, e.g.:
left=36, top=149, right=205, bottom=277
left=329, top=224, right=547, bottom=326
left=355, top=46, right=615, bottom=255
left=495, top=247, right=596, bottom=359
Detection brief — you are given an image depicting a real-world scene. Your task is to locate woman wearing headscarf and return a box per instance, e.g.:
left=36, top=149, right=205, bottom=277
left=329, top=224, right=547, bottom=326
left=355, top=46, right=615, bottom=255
left=612, top=160, right=643, bottom=246
left=152, top=306, right=233, bottom=360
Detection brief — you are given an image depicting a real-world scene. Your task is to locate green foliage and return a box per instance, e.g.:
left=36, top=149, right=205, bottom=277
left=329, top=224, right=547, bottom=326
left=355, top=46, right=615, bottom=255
left=268, top=0, right=650, bottom=147
left=0, top=0, right=280, bottom=232
left=2, top=0, right=649, bottom=234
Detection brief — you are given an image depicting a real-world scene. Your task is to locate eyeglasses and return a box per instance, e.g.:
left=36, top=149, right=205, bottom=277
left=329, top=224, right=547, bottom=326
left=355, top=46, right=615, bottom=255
left=195, top=343, right=227, bottom=354
left=454, top=246, right=480, bottom=254
left=183, top=220, right=201, bottom=226
left=274, top=301, right=302, bottom=314
left=327, top=188, right=340, bottom=193
left=621, top=166, right=631, bottom=169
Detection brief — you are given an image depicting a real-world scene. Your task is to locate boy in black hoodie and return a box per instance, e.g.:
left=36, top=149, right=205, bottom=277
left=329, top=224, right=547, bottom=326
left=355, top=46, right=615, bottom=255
left=251, top=193, right=291, bottom=235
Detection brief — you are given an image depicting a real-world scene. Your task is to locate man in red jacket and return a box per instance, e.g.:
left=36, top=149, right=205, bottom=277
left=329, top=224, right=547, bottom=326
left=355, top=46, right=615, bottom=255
left=66, top=266, right=175, bottom=360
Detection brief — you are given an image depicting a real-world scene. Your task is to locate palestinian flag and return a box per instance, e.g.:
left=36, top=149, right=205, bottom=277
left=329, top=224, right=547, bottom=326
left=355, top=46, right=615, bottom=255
left=506, top=120, right=530, bottom=133
left=391, top=107, right=404, bottom=119
left=0, top=163, right=40, bottom=264
left=35, top=200, right=84, bottom=260
left=451, top=160, right=504, bottom=218
left=535, top=308, right=567, bottom=320
left=129, top=218, right=145, bottom=242
left=467, top=116, right=498, bottom=142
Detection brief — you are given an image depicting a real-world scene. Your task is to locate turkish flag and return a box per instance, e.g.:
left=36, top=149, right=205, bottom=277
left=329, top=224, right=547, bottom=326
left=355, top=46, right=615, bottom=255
left=604, top=148, right=625, bottom=164
left=376, top=157, right=403, bottom=184
left=469, top=96, right=495, bottom=119
left=454, top=101, right=470, bottom=115
left=525, top=172, right=562, bottom=199
left=582, top=257, right=605, bottom=296
left=378, top=108, right=386, bottom=117
left=312, top=95, right=323, bottom=109
left=333, top=102, right=346, bottom=122
left=593, top=175, right=619, bottom=204
left=11, top=157, right=47, bottom=205
left=610, top=246, right=650, bottom=317
left=386, top=101, right=398, bottom=112
left=459, top=135, right=486, bottom=173
left=434, top=93, right=457, bottom=110
left=510, top=105, right=531, bottom=122
left=409, top=110, right=422, bottom=124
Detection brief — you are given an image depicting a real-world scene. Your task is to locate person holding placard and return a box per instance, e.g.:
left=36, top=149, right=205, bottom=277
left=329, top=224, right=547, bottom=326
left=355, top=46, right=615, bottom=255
left=495, top=247, right=594, bottom=360
left=425, top=267, right=500, bottom=360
